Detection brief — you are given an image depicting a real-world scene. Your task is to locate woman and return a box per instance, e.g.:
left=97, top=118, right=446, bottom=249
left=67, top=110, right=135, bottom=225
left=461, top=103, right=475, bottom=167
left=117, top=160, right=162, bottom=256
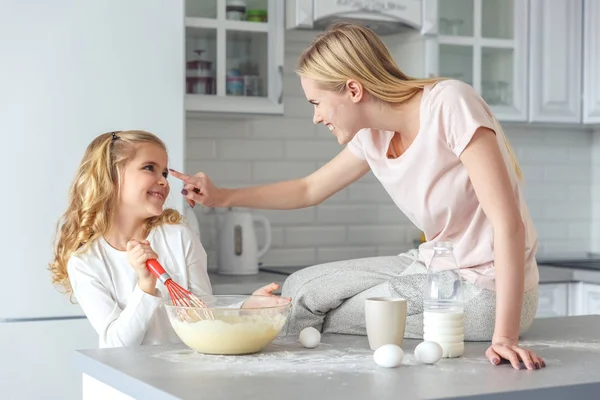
left=170, top=22, right=544, bottom=370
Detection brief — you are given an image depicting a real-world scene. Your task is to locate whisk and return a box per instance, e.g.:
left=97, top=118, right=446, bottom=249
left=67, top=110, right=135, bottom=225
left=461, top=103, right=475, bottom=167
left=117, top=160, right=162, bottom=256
left=146, top=259, right=214, bottom=322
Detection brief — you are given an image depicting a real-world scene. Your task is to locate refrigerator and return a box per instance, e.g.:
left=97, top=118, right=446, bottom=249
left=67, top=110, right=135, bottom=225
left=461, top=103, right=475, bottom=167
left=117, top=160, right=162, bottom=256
left=0, top=1, right=185, bottom=399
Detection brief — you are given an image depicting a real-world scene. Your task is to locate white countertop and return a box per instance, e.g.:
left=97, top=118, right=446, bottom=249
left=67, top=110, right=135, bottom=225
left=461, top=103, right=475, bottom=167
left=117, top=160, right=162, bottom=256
left=75, top=315, right=600, bottom=400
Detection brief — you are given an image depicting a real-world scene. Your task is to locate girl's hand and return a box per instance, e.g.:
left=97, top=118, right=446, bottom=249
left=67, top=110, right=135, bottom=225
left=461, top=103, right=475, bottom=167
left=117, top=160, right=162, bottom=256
left=169, top=169, right=222, bottom=208
left=486, top=336, right=546, bottom=370
left=241, top=283, right=291, bottom=309
left=252, top=282, right=282, bottom=297
left=126, top=239, right=158, bottom=294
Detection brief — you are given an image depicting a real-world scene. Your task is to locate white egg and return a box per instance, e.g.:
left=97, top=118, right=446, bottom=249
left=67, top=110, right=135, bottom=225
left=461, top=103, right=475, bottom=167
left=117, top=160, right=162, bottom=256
left=414, top=341, right=443, bottom=364
left=298, top=327, right=321, bottom=348
left=373, top=344, right=404, bottom=368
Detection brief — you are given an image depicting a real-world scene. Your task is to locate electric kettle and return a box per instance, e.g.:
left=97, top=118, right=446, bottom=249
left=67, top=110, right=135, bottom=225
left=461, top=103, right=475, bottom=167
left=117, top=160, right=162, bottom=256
left=217, top=208, right=272, bottom=275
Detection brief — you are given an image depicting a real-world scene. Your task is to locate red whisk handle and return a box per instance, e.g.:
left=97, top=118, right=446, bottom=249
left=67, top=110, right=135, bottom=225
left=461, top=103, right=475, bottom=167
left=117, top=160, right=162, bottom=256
left=146, top=259, right=171, bottom=284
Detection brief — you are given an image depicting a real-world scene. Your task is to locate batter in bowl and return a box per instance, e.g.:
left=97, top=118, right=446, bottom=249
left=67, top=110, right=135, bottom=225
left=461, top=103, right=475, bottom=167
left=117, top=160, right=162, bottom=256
left=170, top=313, right=287, bottom=355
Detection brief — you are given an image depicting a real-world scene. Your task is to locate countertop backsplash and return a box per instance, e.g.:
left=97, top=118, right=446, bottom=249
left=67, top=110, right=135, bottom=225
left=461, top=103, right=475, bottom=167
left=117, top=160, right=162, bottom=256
left=184, top=31, right=597, bottom=271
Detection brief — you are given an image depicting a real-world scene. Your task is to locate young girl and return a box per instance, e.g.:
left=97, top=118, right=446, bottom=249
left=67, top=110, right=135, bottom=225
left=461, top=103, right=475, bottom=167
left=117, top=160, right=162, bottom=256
left=170, top=23, right=545, bottom=370
left=49, top=130, right=279, bottom=348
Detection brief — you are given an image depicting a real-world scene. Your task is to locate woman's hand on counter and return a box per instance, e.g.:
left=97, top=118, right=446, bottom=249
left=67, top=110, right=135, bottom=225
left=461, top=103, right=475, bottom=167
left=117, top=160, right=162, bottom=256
left=486, top=336, right=546, bottom=370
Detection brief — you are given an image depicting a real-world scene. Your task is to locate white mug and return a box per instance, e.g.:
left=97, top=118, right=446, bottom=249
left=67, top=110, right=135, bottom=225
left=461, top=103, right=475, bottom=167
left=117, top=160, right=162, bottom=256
left=365, top=297, right=408, bottom=350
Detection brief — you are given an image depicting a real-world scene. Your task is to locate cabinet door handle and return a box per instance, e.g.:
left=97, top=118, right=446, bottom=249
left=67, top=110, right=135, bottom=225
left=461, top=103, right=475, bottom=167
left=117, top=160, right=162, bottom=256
left=278, top=65, right=283, bottom=104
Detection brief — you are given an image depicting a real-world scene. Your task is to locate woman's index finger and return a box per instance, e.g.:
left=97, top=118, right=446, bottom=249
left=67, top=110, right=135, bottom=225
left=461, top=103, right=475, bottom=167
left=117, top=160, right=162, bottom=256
left=168, top=168, right=193, bottom=182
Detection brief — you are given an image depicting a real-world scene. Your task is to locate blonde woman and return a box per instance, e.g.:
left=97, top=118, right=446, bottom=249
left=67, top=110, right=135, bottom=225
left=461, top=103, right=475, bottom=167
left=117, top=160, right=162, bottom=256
left=171, top=22, right=543, bottom=370
left=50, top=130, right=279, bottom=348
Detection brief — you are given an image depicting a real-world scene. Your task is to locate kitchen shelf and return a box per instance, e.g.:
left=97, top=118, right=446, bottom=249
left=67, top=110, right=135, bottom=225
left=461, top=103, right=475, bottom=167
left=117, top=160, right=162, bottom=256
left=185, top=93, right=283, bottom=114
left=185, top=17, right=269, bottom=33
left=184, top=0, right=283, bottom=115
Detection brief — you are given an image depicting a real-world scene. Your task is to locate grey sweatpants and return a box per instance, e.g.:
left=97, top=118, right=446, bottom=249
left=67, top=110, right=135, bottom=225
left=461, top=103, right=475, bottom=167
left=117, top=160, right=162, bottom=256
left=281, top=250, right=539, bottom=341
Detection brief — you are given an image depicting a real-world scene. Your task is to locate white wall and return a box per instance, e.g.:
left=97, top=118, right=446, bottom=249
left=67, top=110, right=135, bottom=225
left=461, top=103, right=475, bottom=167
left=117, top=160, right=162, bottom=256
left=592, top=129, right=600, bottom=253
left=1, top=1, right=185, bottom=399
left=1, top=0, right=185, bottom=319
left=185, top=31, right=596, bottom=270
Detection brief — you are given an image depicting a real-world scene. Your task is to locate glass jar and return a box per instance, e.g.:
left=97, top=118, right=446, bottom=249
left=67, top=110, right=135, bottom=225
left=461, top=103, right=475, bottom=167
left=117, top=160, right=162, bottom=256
left=226, top=0, right=246, bottom=21
left=422, top=241, right=465, bottom=358
left=246, top=9, right=267, bottom=22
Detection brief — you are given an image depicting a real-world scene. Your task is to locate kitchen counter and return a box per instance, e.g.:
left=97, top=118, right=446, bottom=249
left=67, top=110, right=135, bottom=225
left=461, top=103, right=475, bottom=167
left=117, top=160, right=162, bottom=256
left=76, top=315, right=600, bottom=400
left=537, top=264, right=600, bottom=284
left=209, top=270, right=288, bottom=295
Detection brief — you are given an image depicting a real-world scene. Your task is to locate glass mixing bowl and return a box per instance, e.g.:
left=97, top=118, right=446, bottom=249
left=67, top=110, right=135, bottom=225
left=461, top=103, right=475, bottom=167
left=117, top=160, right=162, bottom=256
left=164, top=295, right=291, bottom=355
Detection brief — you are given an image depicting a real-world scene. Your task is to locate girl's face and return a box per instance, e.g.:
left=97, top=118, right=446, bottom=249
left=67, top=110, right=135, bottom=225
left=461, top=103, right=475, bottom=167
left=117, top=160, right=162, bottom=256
left=301, top=77, right=365, bottom=145
left=119, top=143, right=170, bottom=219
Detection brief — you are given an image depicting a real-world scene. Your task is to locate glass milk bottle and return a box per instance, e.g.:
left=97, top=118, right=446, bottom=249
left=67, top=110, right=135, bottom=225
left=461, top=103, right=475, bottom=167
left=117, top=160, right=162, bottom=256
left=423, top=241, right=465, bottom=358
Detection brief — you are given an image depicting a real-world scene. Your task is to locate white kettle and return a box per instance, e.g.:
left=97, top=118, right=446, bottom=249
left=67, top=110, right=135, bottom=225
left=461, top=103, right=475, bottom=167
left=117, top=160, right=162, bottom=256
left=217, top=208, right=272, bottom=275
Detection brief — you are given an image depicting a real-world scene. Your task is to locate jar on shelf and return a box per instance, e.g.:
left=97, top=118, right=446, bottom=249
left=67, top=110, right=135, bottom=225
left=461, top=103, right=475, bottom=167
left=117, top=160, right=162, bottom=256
left=237, top=60, right=261, bottom=96
left=226, top=68, right=244, bottom=96
left=186, top=49, right=214, bottom=95
left=226, top=0, right=246, bottom=21
left=246, top=9, right=267, bottom=22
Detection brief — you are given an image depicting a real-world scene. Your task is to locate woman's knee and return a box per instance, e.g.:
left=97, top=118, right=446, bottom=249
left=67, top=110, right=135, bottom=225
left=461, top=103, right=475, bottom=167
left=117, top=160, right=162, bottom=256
left=281, top=265, right=323, bottom=297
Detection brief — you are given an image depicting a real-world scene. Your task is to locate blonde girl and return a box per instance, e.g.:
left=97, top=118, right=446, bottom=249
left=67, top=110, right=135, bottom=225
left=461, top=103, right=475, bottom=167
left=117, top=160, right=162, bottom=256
left=50, top=130, right=278, bottom=348
left=171, top=22, right=544, bottom=370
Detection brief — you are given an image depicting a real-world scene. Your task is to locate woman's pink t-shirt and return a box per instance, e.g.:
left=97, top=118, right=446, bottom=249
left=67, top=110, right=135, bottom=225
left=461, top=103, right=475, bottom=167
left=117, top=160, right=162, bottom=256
left=346, top=79, right=539, bottom=292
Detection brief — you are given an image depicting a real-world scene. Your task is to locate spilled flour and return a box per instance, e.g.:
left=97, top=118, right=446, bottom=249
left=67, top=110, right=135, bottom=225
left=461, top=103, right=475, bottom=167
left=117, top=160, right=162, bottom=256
left=152, top=337, right=505, bottom=376
left=520, top=340, right=600, bottom=352
left=151, top=336, right=590, bottom=376
left=153, top=340, right=382, bottom=375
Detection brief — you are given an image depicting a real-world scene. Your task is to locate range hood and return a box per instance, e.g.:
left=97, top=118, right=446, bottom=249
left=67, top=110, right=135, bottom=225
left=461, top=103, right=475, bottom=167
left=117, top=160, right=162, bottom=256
left=286, top=0, right=424, bottom=36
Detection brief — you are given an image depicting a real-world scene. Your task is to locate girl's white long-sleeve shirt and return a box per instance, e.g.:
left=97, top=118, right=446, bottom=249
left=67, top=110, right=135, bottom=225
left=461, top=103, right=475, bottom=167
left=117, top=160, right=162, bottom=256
left=67, top=223, right=212, bottom=348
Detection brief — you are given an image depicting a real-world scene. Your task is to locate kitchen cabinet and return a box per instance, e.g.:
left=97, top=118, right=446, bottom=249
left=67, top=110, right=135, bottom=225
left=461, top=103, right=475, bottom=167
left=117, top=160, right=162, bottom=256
left=569, top=282, right=600, bottom=316
left=537, top=281, right=600, bottom=319
left=185, top=0, right=284, bottom=115
left=583, top=0, right=600, bottom=124
left=433, top=0, right=528, bottom=122
left=529, top=0, right=582, bottom=123
left=390, top=0, right=600, bottom=126
left=391, top=0, right=529, bottom=121
left=536, top=283, right=569, bottom=318
left=529, top=0, right=600, bottom=125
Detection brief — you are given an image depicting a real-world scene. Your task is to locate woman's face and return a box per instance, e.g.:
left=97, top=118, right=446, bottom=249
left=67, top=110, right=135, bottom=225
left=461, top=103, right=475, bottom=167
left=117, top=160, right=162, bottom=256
left=119, top=142, right=170, bottom=219
left=301, top=77, right=365, bottom=145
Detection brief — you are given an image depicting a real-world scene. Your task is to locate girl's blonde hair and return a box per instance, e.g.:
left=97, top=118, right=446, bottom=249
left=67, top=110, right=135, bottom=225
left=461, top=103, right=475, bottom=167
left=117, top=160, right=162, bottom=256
left=296, top=22, right=523, bottom=180
left=49, top=130, right=181, bottom=297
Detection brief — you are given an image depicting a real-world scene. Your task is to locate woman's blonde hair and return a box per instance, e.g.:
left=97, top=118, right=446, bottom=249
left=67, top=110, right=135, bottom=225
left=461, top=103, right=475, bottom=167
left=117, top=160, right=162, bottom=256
left=49, top=130, right=182, bottom=297
left=296, top=22, right=523, bottom=180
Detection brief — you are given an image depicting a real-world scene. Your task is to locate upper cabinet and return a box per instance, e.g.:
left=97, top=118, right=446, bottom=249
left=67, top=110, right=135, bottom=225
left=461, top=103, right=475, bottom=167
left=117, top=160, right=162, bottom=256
left=530, top=0, right=600, bottom=125
left=432, top=0, right=529, bottom=122
left=388, top=0, right=600, bottom=126
left=529, top=0, right=582, bottom=123
left=583, top=0, right=600, bottom=124
left=185, top=0, right=284, bottom=115
left=389, top=0, right=529, bottom=122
